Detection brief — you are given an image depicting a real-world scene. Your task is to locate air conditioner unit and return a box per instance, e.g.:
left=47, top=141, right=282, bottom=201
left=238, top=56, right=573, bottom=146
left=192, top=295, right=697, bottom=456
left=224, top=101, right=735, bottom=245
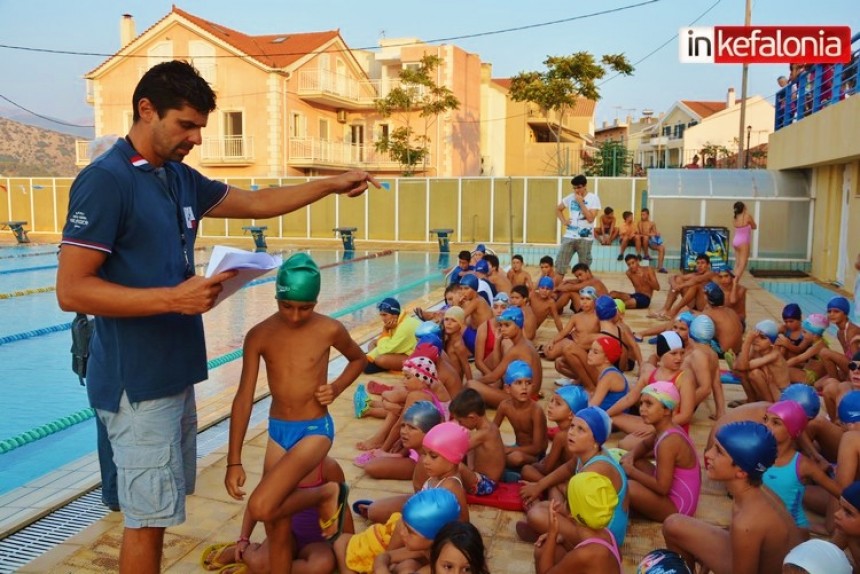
left=336, top=109, right=347, bottom=124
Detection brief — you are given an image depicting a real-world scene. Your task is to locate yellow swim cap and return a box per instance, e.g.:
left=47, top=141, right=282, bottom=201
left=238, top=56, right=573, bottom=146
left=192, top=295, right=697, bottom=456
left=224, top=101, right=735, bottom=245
left=567, top=471, right=618, bottom=530
left=275, top=253, right=320, bottom=302
left=444, top=305, right=466, bottom=326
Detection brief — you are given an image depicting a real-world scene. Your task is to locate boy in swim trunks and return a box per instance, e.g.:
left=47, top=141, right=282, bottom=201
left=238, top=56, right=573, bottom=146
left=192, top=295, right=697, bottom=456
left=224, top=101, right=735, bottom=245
left=530, top=276, right=564, bottom=334
left=226, top=253, right=367, bottom=570
left=610, top=253, right=659, bottom=309
left=594, top=206, right=618, bottom=246
left=663, top=421, right=803, bottom=574
left=617, top=210, right=636, bottom=261
left=819, top=296, right=860, bottom=380
left=449, top=388, right=505, bottom=496
left=507, top=254, right=534, bottom=290
left=554, top=262, right=608, bottom=313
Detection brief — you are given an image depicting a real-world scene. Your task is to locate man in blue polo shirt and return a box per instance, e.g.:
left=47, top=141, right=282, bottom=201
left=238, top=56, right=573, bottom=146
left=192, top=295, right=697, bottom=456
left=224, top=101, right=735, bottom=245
left=56, top=61, right=378, bottom=574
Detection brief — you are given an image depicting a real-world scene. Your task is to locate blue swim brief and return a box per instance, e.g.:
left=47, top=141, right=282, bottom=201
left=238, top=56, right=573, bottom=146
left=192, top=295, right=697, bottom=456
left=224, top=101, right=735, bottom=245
left=631, top=292, right=651, bottom=309
left=269, top=413, right=334, bottom=451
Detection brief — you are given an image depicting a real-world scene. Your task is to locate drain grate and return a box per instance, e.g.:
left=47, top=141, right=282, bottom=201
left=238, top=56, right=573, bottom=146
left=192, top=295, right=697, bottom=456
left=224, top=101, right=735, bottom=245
left=0, top=490, right=109, bottom=573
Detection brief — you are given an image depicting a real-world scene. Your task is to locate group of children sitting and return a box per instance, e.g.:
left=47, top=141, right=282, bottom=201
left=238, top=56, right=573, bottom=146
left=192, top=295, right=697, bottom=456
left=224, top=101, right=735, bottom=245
left=202, top=247, right=860, bottom=574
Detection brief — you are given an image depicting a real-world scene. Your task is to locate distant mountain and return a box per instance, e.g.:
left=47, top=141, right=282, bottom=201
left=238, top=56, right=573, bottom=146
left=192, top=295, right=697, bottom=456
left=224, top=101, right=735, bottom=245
left=0, top=116, right=80, bottom=177
left=0, top=107, right=94, bottom=139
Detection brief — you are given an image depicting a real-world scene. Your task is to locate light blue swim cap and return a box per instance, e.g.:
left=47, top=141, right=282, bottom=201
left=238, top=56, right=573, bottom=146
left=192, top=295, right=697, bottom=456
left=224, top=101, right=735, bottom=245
left=689, top=315, right=715, bottom=343
left=676, top=311, right=695, bottom=327
left=755, top=319, right=779, bottom=343
left=499, top=306, right=524, bottom=328
left=415, top=320, right=442, bottom=339
left=556, top=385, right=588, bottom=414
left=503, top=360, right=532, bottom=385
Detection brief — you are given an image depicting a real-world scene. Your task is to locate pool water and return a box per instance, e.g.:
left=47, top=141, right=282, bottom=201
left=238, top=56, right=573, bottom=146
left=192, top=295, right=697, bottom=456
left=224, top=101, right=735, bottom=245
left=0, top=246, right=446, bottom=495
left=758, top=280, right=853, bottom=335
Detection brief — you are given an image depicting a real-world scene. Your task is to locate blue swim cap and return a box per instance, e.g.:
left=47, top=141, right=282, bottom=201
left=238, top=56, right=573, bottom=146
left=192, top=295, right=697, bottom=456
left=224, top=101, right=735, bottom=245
left=499, top=306, right=524, bottom=328
left=704, top=282, right=724, bottom=307
left=475, top=244, right=486, bottom=253
left=556, top=385, right=588, bottom=414
left=575, top=406, right=612, bottom=446
left=415, top=320, right=442, bottom=339
left=782, top=303, right=802, bottom=320
left=838, top=391, right=860, bottom=424
left=780, top=384, right=820, bottom=419
left=459, top=274, right=479, bottom=291
left=689, top=315, right=715, bottom=343
left=637, top=549, right=693, bottom=574
left=503, top=360, right=532, bottom=385
left=402, top=488, right=461, bottom=540
left=377, top=297, right=401, bottom=315
left=595, top=295, right=618, bottom=320
left=828, top=296, right=851, bottom=315
left=475, top=260, right=490, bottom=274
left=537, top=276, right=554, bottom=290
left=755, top=319, right=779, bottom=343
left=714, top=421, right=777, bottom=479
left=417, top=334, right=443, bottom=355
left=676, top=311, right=695, bottom=327
left=403, top=401, right=443, bottom=433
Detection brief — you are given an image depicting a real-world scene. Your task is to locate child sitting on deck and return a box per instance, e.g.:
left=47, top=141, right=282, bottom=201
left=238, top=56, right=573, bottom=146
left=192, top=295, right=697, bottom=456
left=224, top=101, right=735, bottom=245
left=362, top=401, right=443, bottom=482
left=448, top=389, right=505, bottom=497
left=226, top=254, right=367, bottom=571
left=621, top=381, right=701, bottom=522
left=493, top=360, right=548, bottom=476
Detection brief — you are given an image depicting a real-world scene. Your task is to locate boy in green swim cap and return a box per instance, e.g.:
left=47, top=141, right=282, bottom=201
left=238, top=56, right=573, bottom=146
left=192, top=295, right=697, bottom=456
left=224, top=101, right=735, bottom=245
left=225, top=252, right=367, bottom=569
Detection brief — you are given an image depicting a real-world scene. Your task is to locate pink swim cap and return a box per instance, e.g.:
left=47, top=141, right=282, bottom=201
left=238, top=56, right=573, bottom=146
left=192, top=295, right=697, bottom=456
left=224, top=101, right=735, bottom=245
left=422, top=421, right=470, bottom=464
left=766, top=400, right=808, bottom=439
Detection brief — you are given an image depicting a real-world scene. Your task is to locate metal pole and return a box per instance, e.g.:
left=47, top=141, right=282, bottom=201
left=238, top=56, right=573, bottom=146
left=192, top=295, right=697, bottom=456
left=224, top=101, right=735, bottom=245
left=736, top=0, right=752, bottom=169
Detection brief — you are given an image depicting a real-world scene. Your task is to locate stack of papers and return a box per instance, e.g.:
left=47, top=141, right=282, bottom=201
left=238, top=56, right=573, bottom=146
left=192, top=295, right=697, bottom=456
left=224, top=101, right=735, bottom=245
left=205, top=245, right=282, bottom=307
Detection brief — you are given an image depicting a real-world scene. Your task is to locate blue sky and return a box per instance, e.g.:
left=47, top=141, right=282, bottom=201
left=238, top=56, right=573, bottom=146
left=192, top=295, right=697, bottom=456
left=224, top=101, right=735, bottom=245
left=0, top=0, right=854, bottom=134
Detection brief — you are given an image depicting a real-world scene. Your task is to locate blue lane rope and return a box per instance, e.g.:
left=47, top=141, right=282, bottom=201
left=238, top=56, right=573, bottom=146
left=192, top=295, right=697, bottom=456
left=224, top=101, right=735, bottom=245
left=0, top=322, right=72, bottom=346
left=0, top=264, right=58, bottom=275
left=0, top=258, right=441, bottom=454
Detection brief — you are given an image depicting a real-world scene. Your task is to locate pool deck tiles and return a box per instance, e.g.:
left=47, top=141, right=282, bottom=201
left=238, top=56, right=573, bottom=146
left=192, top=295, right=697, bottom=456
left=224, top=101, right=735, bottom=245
left=6, top=258, right=846, bottom=573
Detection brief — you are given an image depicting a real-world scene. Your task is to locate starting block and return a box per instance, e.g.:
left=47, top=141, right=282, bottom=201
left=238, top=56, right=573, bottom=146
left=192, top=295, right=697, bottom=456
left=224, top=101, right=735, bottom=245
left=1, top=221, right=30, bottom=243
left=242, top=225, right=268, bottom=252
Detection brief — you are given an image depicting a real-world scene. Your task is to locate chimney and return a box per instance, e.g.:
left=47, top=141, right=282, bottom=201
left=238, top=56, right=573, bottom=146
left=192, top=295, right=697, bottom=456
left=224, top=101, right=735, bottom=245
left=626, top=115, right=633, bottom=125
left=121, top=14, right=135, bottom=48
left=727, top=87, right=736, bottom=107
left=602, top=120, right=608, bottom=129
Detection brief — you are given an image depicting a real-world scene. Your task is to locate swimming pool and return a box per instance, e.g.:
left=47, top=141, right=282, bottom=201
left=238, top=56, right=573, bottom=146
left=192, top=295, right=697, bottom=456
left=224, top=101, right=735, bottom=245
left=759, top=280, right=853, bottom=334
left=0, top=245, right=446, bottom=495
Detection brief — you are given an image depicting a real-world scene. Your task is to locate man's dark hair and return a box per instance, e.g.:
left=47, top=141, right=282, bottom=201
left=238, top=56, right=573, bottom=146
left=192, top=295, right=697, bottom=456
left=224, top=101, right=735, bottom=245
left=444, top=282, right=460, bottom=296
left=132, top=60, right=217, bottom=122
left=458, top=250, right=472, bottom=262
left=484, top=254, right=499, bottom=270
left=624, top=253, right=641, bottom=263
left=604, top=206, right=614, bottom=215
left=571, top=174, right=587, bottom=187
left=572, top=263, right=591, bottom=274
left=512, top=254, right=524, bottom=263
left=511, top=285, right=529, bottom=299
left=449, top=388, right=486, bottom=417
left=539, top=255, right=554, bottom=266
left=696, top=253, right=711, bottom=264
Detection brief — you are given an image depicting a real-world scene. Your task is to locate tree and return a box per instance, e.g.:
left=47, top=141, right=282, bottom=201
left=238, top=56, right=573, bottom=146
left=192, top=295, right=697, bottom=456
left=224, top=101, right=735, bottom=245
left=700, top=142, right=730, bottom=168
left=583, top=140, right=631, bottom=177
left=374, top=54, right=460, bottom=176
left=508, top=52, right=633, bottom=175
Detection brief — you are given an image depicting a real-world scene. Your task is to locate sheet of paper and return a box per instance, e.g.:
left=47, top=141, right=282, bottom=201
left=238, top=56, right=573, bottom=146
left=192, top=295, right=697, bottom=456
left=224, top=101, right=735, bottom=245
left=205, top=245, right=282, bottom=307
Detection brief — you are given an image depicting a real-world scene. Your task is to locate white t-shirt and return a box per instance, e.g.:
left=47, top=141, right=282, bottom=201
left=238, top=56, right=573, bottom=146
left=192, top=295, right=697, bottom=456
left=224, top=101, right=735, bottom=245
left=561, top=192, right=601, bottom=240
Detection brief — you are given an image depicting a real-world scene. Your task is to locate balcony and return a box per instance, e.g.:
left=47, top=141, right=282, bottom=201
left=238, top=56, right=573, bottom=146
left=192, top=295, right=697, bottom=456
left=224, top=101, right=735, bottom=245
left=288, top=138, right=430, bottom=172
left=200, top=136, right=254, bottom=165
left=75, top=140, right=92, bottom=166
left=297, top=71, right=427, bottom=110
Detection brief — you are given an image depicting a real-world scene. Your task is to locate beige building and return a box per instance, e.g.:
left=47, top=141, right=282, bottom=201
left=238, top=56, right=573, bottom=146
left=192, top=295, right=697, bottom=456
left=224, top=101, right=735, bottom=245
left=637, top=88, right=774, bottom=168
left=78, top=7, right=482, bottom=178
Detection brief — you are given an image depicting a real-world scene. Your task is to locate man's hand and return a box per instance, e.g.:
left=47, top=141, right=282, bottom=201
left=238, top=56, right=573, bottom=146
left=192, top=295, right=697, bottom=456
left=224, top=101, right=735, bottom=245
left=331, top=171, right=381, bottom=198
left=171, top=270, right=237, bottom=315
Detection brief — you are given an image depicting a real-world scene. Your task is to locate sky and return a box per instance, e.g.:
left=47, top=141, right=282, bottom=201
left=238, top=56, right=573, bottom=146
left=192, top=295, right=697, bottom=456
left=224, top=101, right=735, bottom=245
left=0, top=0, right=855, bottom=136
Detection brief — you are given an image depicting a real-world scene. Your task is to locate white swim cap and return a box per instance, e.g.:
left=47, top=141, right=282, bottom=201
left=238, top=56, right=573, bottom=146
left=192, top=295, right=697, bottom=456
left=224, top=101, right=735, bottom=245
left=783, top=539, right=851, bottom=574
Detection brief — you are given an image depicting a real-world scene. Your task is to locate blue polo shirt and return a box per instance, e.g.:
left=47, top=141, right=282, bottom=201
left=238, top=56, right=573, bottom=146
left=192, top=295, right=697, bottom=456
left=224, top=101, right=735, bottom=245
left=61, top=138, right=228, bottom=411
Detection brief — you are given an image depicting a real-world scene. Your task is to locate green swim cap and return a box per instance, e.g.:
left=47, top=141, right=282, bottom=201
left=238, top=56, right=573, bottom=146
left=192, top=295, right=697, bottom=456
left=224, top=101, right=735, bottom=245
left=275, top=253, right=321, bottom=302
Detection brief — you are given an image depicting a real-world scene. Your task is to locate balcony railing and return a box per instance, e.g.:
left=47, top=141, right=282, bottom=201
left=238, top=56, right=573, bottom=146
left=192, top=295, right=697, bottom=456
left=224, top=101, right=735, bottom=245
left=75, top=140, right=92, bottom=166
left=297, top=71, right=427, bottom=107
left=200, top=136, right=254, bottom=164
left=775, top=32, right=860, bottom=130
left=288, top=137, right=430, bottom=171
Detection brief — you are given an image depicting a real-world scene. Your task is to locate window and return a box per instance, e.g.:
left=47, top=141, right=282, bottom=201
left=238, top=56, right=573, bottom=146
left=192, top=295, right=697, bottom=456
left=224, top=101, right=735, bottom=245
left=378, top=123, right=390, bottom=141
left=662, top=126, right=671, bottom=137
left=673, top=123, right=686, bottom=139
left=291, top=113, right=307, bottom=138
left=319, top=118, right=330, bottom=141
left=222, top=111, right=244, bottom=157
left=189, top=41, right=216, bottom=85
left=402, top=62, right=421, bottom=72
left=147, top=42, right=172, bottom=70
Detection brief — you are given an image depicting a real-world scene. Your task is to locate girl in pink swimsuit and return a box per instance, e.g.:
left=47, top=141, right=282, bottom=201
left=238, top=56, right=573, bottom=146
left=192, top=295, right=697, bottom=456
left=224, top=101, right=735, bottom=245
left=621, top=381, right=701, bottom=521
left=732, top=201, right=757, bottom=280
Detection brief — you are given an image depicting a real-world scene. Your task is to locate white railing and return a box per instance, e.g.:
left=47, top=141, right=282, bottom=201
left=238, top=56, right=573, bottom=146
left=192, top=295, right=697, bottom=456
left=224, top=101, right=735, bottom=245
left=75, top=140, right=92, bottom=165
left=289, top=137, right=415, bottom=168
left=200, top=136, right=254, bottom=163
left=297, top=71, right=427, bottom=105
